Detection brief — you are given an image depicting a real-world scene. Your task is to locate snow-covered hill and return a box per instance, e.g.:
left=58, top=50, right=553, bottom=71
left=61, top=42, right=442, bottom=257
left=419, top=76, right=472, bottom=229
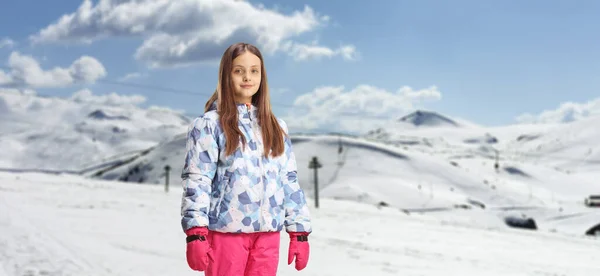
left=503, top=115, right=600, bottom=173
left=92, top=132, right=188, bottom=184
left=92, top=129, right=600, bottom=237
left=1, top=171, right=598, bottom=276
left=364, top=111, right=600, bottom=179
left=0, top=89, right=191, bottom=171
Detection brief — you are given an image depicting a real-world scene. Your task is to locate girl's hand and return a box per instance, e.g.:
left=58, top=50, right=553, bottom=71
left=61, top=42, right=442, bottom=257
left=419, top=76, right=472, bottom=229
left=287, top=232, right=310, bottom=270
left=185, top=227, right=212, bottom=271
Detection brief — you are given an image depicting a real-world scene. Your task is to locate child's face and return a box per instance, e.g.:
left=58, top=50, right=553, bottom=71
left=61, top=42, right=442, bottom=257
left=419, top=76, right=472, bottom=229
left=231, top=51, right=262, bottom=104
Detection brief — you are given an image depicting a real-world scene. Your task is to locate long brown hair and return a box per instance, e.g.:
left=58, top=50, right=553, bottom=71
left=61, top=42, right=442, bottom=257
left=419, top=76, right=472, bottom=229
left=204, top=42, right=286, bottom=158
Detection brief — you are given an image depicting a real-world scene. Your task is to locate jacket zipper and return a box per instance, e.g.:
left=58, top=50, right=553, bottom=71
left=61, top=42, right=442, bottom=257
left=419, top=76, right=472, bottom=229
left=247, top=105, right=266, bottom=230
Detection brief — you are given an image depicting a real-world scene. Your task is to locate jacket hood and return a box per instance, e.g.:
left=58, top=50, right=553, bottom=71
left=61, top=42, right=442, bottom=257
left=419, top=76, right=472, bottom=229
left=208, top=100, right=217, bottom=112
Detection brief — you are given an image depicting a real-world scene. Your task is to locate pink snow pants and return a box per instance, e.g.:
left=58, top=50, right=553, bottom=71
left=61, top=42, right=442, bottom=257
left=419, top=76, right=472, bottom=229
left=205, top=231, right=280, bottom=276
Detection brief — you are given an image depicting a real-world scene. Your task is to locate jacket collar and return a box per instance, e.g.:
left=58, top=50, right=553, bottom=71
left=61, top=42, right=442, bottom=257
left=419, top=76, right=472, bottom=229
left=208, top=101, right=258, bottom=123
left=237, top=102, right=258, bottom=123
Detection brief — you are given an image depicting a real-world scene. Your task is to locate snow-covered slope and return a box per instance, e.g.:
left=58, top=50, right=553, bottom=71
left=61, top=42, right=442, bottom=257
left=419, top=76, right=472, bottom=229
left=365, top=110, right=600, bottom=179
left=94, top=133, right=499, bottom=207
left=92, top=129, right=600, bottom=237
left=0, top=90, right=191, bottom=171
left=365, top=119, right=557, bottom=159
left=503, top=115, right=600, bottom=174
left=93, top=132, right=188, bottom=184
left=1, top=171, right=599, bottom=276
left=364, top=110, right=600, bottom=172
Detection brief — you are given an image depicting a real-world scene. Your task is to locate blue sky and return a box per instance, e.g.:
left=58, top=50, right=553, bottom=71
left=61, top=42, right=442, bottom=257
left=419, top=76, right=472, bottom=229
left=1, top=0, right=600, bottom=133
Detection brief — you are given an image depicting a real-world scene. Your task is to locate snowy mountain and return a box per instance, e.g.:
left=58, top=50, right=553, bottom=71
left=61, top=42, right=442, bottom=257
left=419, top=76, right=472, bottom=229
left=397, top=110, right=461, bottom=128
left=364, top=109, right=600, bottom=176
left=0, top=89, right=191, bottom=171
left=364, top=111, right=559, bottom=161
left=364, top=109, right=484, bottom=146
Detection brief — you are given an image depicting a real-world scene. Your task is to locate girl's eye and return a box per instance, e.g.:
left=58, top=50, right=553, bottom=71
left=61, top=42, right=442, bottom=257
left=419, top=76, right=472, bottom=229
left=252, top=69, right=259, bottom=73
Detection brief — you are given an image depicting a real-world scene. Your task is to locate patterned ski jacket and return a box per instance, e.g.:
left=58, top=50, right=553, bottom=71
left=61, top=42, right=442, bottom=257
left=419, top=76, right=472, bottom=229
left=180, top=102, right=312, bottom=234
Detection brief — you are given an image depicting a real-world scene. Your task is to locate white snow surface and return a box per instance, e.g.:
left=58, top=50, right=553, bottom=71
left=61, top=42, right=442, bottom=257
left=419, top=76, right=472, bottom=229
left=0, top=171, right=599, bottom=276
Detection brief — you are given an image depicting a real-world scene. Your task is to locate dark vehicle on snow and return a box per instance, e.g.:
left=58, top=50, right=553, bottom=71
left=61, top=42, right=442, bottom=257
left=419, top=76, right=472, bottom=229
left=584, top=195, right=600, bottom=207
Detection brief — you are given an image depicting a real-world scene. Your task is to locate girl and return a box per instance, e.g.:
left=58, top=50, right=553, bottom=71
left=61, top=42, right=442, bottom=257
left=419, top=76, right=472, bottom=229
left=180, top=42, right=312, bottom=276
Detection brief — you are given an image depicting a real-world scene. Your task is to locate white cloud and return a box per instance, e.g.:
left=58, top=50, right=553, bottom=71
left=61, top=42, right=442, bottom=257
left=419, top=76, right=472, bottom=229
left=283, top=84, right=442, bottom=134
left=69, top=56, right=107, bottom=82
left=0, top=88, right=37, bottom=98
left=0, top=71, right=12, bottom=85
left=516, top=97, right=600, bottom=124
left=30, top=0, right=355, bottom=67
left=285, top=42, right=358, bottom=61
left=0, top=51, right=106, bottom=88
left=0, top=38, right=15, bottom=49
left=70, top=88, right=146, bottom=106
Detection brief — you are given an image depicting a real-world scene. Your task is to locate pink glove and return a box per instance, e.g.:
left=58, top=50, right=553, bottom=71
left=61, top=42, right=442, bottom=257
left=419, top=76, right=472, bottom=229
left=287, top=232, right=310, bottom=270
left=185, top=227, right=211, bottom=271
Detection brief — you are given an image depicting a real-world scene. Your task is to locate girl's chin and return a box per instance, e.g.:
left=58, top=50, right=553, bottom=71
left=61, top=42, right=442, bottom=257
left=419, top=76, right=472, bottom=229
left=236, top=90, right=258, bottom=95
left=235, top=91, right=257, bottom=101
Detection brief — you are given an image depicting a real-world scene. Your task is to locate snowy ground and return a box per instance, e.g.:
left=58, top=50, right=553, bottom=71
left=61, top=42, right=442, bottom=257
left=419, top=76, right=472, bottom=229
left=1, top=171, right=599, bottom=276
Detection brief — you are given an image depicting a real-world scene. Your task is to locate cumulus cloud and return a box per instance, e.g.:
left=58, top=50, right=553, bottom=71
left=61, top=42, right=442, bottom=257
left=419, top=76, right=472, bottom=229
left=70, top=88, right=146, bottom=106
left=0, top=51, right=106, bottom=88
left=0, top=38, right=15, bottom=49
left=516, top=97, right=600, bottom=124
left=283, top=84, right=442, bottom=134
left=30, top=0, right=356, bottom=67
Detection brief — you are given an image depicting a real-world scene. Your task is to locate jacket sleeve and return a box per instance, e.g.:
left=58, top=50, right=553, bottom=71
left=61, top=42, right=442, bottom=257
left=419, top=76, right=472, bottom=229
left=279, top=119, right=312, bottom=233
left=180, top=116, right=219, bottom=232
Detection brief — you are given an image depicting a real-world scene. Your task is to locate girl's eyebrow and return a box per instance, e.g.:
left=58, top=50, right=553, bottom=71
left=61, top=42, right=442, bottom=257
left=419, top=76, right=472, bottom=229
left=233, top=64, right=260, bottom=68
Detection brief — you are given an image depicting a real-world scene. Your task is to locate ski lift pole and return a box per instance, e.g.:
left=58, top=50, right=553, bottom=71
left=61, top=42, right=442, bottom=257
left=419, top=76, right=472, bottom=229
left=164, top=165, right=171, bottom=193
left=308, top=156, right=322, bottom=208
